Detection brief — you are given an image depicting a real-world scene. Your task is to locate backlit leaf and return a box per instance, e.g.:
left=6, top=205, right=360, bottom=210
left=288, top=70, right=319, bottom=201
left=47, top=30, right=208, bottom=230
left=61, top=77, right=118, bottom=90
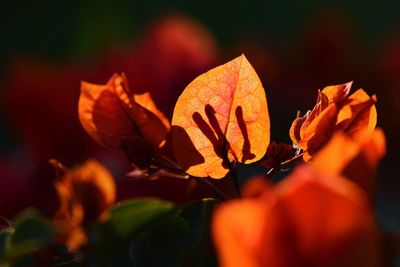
left=79, top=74, right=170, bottom=149
left=172, top=55, right=270, bottom=178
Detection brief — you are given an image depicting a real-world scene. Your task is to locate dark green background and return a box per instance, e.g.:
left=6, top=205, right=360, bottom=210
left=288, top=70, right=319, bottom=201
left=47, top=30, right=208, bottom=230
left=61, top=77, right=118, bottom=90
left=1, top=0, right=400, bottom=62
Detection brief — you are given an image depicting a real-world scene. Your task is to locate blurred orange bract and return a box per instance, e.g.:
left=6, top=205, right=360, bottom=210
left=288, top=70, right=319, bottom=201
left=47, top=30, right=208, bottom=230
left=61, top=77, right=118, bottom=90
left=53, top=159, right=116, bottom=250
left=212, top=165, right=380, bottom=267
left=312, top=128, right=386, bottom=198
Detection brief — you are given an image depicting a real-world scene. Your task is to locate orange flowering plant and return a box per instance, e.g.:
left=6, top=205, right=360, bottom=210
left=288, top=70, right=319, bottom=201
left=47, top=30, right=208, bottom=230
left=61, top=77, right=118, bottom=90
left=0, top=53, right=393, bottom=267
left=289, top=82, right=377, bottom=160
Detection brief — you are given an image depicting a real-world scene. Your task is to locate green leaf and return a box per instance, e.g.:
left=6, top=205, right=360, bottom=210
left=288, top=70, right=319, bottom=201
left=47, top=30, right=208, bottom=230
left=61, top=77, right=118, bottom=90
left=106, top=198, right=175, bottom=239
left=0, top=229, right=12, bottom=252
left=1, top=209, right=56, bottom=261
left=128, top=198, right=218, bottom=267
left=88, top=198, right=218, bottom=267
left=0, top=229, right=12, bottom=265
left=87, top=198, right=175, bottom=266
left=180, top=198, right=218, bottom=267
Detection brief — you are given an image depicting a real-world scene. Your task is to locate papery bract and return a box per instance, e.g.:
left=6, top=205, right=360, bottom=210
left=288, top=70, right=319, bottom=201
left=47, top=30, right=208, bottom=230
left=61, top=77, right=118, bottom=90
left=312, top=128, right=386, bottom=197
left=290, top=82, right=377, bottom=160
left=213, top=165, right=380, bottom=267
left=172, top=54, right=270, bottom=178
left=79, top=74, right=170, bottom=150
left=53, top=160, right=116, bottom=250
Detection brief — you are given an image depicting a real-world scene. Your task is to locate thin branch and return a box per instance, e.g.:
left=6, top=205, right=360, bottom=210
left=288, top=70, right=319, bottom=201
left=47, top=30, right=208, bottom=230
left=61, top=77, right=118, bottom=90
left=223, top=156, right=240, bottom=198
left=194, top=178, right=229, bottom=201
left=280, top=152, right=304, bottom=170
left=152, top=154, right=231, bottom=201
left=264, top=152, right=305, bottom=180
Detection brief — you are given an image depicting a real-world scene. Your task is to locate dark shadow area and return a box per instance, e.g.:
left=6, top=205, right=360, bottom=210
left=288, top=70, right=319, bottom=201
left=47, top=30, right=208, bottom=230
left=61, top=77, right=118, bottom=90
left=191, top=104, right=257, bottom=166
left=171, top=125, right=204, bottom=171
left=235, top=106, right=256, bottom=162
left=192, top=104, right=230, bottom=162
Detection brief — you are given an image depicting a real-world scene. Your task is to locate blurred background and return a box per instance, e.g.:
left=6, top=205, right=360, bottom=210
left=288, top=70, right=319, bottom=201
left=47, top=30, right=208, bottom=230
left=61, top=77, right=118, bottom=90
left=0, top=0, right=399, bottom=233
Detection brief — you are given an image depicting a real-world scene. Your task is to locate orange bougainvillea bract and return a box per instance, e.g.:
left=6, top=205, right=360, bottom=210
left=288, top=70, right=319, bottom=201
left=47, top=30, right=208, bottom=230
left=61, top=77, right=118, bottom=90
left=312, top=128, right=386, bottom=198
left=53, top=160, right=116, bottom=250
left=290, top=82, right=377, bottom=160
left=212, top=165, right=380, bottom=267
left=79, top=73, right=170, bottom=150
left=172, top=54, right=270, bottom=178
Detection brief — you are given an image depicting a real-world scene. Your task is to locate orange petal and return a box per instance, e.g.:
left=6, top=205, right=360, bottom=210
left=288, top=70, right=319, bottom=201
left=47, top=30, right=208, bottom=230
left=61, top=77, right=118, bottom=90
left=321, top=81, right=352, bottom=104
left=54, top=160, right=116, bottom=250
left=134, top=92, right=171, bottom=131
left=311, top=132, right=360, bottom=175
left=212, top=198, right=273, bottom=267
left=66, top=226, right=87, bottom=251
left=299, top=104, right=339, bottom=157
left=79, top=74, right=169, bottom=148
left=343, top=100, right=377, bottom=141
left=262, top=166, right=380, bottom=267
left=68, top=160, right=116, bottom=216
left=79, top=74, right=137, bottom=147
left=258, top=166, right=379, bottom=267
left=342, top=129, right=386, bottom=197
left=301, top=90, right=330, bottom=131
left=242, top=176, right=271, bottom=198
left=172, top=54, right=270, bottom=178
left=212, top=166, right=380, bottom=267
left=312, top=129, right=386, bottom=198
left=336, top=89, right=377, bottom=138
left=289, top=115, right=305, bottom=146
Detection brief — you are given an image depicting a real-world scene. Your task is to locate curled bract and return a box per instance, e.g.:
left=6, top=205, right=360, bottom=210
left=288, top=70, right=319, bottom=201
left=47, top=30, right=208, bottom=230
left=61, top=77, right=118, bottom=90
left=79, top=74, right=170, bottom=150
left=290, top=82, right=377, bottom=160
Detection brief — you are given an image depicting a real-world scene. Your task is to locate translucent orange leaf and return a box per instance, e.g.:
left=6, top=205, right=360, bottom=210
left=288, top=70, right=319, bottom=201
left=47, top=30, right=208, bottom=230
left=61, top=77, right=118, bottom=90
left=79, top=74, right=170, bottom=149
left=172, top=54, right=270, bottom=178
